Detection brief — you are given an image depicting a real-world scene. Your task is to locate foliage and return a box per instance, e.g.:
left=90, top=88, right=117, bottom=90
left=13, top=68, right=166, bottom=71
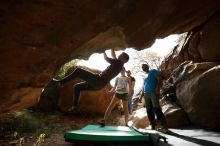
left=131, top=51, right=162, bottom=74
left=0, top=110, right=64, bottom=145
left=0, top=110, right=40, bottom=134
left=18, top=137, right=24, bottom=146
left=36, top=122, right=62, bottom=138
left=54, top=60, right=77, bottom=79
left=144, top=51, right=161, bottom=69
left=36, top=133, right=46, bottom=144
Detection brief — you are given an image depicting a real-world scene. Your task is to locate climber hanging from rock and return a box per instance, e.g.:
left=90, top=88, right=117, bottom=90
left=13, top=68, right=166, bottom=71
left=52, top=48, right=129, bottom=114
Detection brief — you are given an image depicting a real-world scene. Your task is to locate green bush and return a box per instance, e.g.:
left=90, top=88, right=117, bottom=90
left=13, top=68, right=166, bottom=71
left=1, top=110, right=41, bottom=133
left=54, top=60, right=77, bottom=79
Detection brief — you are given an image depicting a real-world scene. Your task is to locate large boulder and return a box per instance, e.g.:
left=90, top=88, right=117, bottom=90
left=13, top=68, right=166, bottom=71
left=159, top=7, right=220, bottom=132
left=161, top=99, right=190, bottom=128
left=176, top=62, right=220, bottom=131
left=131, top=108, right=150, bottom=129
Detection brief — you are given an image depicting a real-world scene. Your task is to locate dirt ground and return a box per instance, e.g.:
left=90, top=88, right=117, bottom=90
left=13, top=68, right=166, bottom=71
left=0, top=109, right=126, bottom=146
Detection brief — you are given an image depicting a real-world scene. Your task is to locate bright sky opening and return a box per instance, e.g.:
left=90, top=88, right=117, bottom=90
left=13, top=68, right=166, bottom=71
left=77, top=34, right=179, bottom=92
left=78, top=34, right=178, bottom=70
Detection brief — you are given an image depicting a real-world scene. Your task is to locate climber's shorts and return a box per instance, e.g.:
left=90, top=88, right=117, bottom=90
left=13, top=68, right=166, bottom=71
left=115, top=93, right=128, bottom=100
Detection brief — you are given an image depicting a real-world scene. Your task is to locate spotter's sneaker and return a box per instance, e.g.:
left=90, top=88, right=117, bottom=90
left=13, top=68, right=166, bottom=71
left=97, top=119, right=105, bottom=127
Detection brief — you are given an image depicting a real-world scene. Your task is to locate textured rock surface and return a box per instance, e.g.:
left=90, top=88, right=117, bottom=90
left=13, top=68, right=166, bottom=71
left=161, top=99, right=190, bottom=128
left=0, top=0, right=220, bottom=117
left=160, top=10, right=220, bottom=78
left=197, top=12, right=220, bottom=61
left=176, top=63, right=220, bottom=131
left=159, top=12, right=220, bottom=131
left=131, top=108, right=149, bottom=129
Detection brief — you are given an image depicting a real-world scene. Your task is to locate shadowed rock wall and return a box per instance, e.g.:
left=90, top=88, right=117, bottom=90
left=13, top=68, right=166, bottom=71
left=160, top=11, right=220, bottom=131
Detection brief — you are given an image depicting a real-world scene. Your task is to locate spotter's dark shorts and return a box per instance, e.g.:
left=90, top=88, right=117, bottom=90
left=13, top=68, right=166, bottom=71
left=115, top=93, right=128, bottom=100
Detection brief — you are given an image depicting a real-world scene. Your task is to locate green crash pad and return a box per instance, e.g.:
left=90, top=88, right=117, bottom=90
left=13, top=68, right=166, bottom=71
left=64, top=124, right=150, bottom=144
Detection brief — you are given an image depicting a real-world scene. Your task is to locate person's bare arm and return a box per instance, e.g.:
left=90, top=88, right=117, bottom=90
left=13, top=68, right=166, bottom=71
left=111, top=48, right=116, bottom=59
left=127, top=78, right=132, bottom=97
left=109, top=78, right=117, bottom=93
left=109, top=86, right=116, bottom=93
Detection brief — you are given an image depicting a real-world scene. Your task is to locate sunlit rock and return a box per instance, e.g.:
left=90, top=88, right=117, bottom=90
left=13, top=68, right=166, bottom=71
left=131, top=108, right=150, bottom=129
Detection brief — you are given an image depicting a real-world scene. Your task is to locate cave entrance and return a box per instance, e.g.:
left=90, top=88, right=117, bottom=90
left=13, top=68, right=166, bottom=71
left=76, top=33, right=185, bottom=90
left=37, top=33, right=186, bottom=112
